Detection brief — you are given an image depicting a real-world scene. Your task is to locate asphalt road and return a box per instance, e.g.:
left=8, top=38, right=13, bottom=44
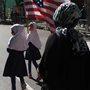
left=0, top=24, right=90, bottom=90
left=0, top=24, right=50, bottom=90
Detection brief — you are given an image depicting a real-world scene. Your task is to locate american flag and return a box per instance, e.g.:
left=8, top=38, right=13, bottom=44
left=24, top=0, right=70, bottom=32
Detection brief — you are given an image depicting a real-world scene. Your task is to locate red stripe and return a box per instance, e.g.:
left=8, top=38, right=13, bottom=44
left=39, top=10, right=52, bottom=18
left=26, top=15, right=44, bottom=19
left=25, top=8, right=40, bottom=11
left=44, top=18, right=55, bottom=27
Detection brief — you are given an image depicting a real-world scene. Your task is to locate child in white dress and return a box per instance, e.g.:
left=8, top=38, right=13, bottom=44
left=3, top=24, right=28, bottom=90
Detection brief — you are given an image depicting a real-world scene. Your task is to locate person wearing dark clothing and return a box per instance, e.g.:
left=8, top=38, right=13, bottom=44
left=3, top=24, right=28, bottom=90
left=10, top=6, right=20, bottom=24
left=71, top=0, right=84, bottom=9
left=39, top=2, right=90, bottom=90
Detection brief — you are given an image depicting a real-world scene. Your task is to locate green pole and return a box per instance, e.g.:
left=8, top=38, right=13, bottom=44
left=15, top=0, right=20, bottom=6
left=3, top=0, right=6, bottom=21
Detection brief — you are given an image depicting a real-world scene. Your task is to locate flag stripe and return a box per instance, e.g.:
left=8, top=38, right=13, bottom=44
left=24, top=0, right=70, bottom=32
left=25, top=5, right=54, bottom=17
left=25, top=1, right=59, bottom=12
left=44, top=0, right=63, bottom=6
left=28, top=14, right=44, bottom=18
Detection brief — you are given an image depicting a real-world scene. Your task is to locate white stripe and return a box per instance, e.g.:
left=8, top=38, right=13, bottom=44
left=27, top=11, right=42, bottom=16
left=25, top=4, right=38, bottom=9
left=44, top=2, right=59, bottom=9
left=40, top=7, right=54, bottom=15
left=16, top=77, right=34, bottom=90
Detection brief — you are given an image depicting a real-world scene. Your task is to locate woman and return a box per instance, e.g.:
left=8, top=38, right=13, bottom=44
left=39, top=2, right=89, bottom=90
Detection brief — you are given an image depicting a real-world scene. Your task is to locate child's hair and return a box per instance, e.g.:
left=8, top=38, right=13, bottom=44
left=11, top=30, right=15, bottom=35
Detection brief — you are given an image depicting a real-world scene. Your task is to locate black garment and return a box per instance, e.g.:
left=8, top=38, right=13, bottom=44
left=25, top=42, right=41, bottom=75
left=28, top=59, right=38, bottom=74
left=3, top=48, right=27, bottom=77
left=39, top=29, right=89, bottom=90
left=11, top=76, right=16, bottom=90
left=11, top=76, right=25, bottom=90
left=25, top=42, right=41, bottom=60
left=10, top=10, right=20, bottom=24
left=71, top=0, right=84, bottom=9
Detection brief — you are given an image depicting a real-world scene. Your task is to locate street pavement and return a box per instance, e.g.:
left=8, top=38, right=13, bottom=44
left=0, top=24, right=50, bottom=90
left=0, top=24, right=90, bottom=90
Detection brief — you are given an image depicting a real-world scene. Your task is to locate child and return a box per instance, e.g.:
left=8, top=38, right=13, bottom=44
left=25, top=22, right=42, bottom=80
left=3, top=24, right=28, bottom=90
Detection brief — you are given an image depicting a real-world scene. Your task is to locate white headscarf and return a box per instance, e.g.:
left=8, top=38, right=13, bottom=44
left=27, top=22, right=42, bottom=49
left=8, top=24, right=28, bottom=51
